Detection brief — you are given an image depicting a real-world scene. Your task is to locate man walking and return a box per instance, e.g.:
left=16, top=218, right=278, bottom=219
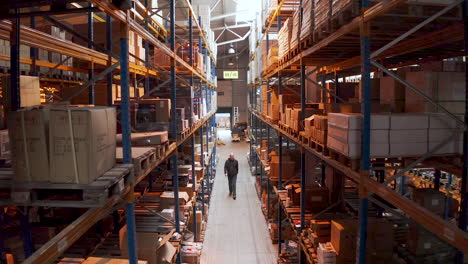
left=224, top=153, right=239, bottom=200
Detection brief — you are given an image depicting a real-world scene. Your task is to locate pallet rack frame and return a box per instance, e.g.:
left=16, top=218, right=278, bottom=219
left=249, top=0, right=468, bottom=262
left=0, top=0, right=218, bottom=263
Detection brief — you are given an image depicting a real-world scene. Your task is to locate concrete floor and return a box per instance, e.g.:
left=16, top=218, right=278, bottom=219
left=200, top=129, right=277, bottom=264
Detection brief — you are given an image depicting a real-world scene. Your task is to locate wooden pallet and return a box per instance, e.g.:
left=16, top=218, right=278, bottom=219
left=0, top=164, right=133, bottom=208
left=328, top=149, right=360, bottom=172
left=309, top=139, right=329, bottom=156
left=116, top=147, right=156, bottom=177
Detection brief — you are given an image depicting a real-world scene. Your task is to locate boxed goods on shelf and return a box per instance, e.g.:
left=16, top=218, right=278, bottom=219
left=2, top=75, right=41, bottom=108
left=304, top=186, right=329, bottom=211
left=49, top=106, right=116, bottom=184
left=412, top=188, right=446, bottom=217
left=269, top=152, right=297, bottom=180
left=160, top=191, right=190, bottom=210
left=380, top=72, right=406, bottom=113
left=331, top=218, right=394, bottom=264
left=357, top=78, right=380, bottom=103
left=286, top=184, right=301, bottom=205
left=120, top=225, right=176, bottom=264
left=314, top=0, right=331, bottom=32
left=0, top=129, right=9, bottom=158
left=278, top=18, right=292, bottom=59
left=290, top=8, right=301, bottom=49
left=300, top=0, right=314, bottom=41
left=9, top=107, right=51, bottom=182
left=317, top=242, right=336, bottom=264
left=407, top=223, right=456, bottom=259
left=405, top=71, right=465, bottom=114
left=117, top=131, right=168, bottom=146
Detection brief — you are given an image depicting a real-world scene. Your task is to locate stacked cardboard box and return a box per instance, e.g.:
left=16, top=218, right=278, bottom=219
left=2, top=75, right=41, bottom=108
left=286, top=184, right=301, bottom=205
left=9, top=106, right=116, bottom=184
left=261, top=85, right=269, bottom=115
left=269, top=152, right=297, bottom=180
left=278, top=18, right=292, bottom=59
left=134, top=98, right=171, bottom=132
left=304, top=186, right=329, bottom=211
left=0, top=130, right=9, bottom=158
left=310, top=220, right=332, bottom=246
left=279, top=93, right=300, bottom=123
left=300, top=0, right=314, bottom=41
left=331, top=219, right=394, bottom=264
left=380, top=71, right=406, bottom=112
left=308, top=115, right=328, bottom=145
left=268, top=44, right=279, bottom=69
left=314, top=0, right=331, bottom=32
left=289, top=108, right=322, bottom=132
left=267, top=89, right=280, bottom=121
left=327, top=113, right=390, bottom=158
left=327, top=113, right=460, bottom=158
left=405, top=71, right=465, bottom=114
left=290, top=8, right=301, bottom=49
left=428, top=113, right=463, bottom=155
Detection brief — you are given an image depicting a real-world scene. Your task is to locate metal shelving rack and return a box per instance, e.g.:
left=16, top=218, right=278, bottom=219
left=249, top=0, right=468, bottom=263
left=0, top=1, right=218, bottom=263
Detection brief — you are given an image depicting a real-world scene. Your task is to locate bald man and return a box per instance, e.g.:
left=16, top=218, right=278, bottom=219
left=224, top=153, right=239, bottom=200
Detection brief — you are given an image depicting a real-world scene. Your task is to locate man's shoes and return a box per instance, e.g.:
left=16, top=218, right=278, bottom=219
left=233, top=196, right=236, bottom=200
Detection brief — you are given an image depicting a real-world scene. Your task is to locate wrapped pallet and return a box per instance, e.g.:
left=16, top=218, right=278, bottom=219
left=278, top=18, right=292, bottom=59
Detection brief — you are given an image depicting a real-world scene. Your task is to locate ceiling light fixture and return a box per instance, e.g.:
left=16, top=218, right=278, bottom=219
left=228, top=44, right=236, bottom=54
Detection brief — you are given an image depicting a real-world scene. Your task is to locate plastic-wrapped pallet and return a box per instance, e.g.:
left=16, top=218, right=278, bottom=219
left=278, top=18, right=292, bottom=59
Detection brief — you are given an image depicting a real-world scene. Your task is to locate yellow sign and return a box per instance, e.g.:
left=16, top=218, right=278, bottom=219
left=223, top=71, right=239, bottom=79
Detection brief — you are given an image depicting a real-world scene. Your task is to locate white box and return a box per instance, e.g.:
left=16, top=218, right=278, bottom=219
left=429, top=113, right=464, bottom=129
left=389, top=129, right=427, bottom=143
left=390, top=114, right=429, bottom=129
left=390, top=142, right=427, bottom=157
left=327, top=113, right=390, bottom=130
left=327, top=126, right=389, bottom=144
left=429, top=141, right=463, bottom=155
left=428, top=129, right=463, bottom=142
left=327, top=136, right=389, bottom=158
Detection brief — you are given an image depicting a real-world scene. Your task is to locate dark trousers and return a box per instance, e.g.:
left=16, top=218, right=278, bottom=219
left=228, top=174, right=237, bottom=196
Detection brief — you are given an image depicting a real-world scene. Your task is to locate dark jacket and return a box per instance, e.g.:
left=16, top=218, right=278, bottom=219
left=224, top=158, right=239, bottom=177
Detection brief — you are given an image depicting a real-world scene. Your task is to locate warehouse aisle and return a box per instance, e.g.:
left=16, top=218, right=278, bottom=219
left=201, top=129, right=277, bottom=264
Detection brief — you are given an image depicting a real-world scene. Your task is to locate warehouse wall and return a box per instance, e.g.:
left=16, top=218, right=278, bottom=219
left=216, top=50, right=249, bottom=123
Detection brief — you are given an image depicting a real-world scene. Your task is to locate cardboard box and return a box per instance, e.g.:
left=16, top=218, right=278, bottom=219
left=160, top=191, right=190, bottom=210
left=389, top=142, right=427, bottom=157
left=117, top=131, right=168, bottom=146
left=49, top=106, right=116, bottom=184
left=9, top=107, right=50, bottom=182
left=269, top=158, right=296, bottom=179
left=0, top=129, right=9, bottom=158
left=120, top=225, right=162, bottom=264
left=331, top=219, right=358, bottom=260
left=304, top=186, right=329, bottom=211
left=328, top=126, right=389, bottom=144
left=137, top=98, right=171, bottom=123
left=327, top=136, right=389, bottom=158
left=412, top=188, right=445, bottom=217
left=327, top=113, right=390, bottom=130
left=317, top=242, right=336, bottom=264
left=380, top=75, right=405, bottom=112
left=389, top=129, right=427, bottom=143
left=2, top=75, right=41, bottom=108
left=390, top=113, right=429, bottom=130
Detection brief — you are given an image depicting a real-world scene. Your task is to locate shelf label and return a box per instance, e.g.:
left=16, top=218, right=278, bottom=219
left=223, top=71, right=239, bottom=79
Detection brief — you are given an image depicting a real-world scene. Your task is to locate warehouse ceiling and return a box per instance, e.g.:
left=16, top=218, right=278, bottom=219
left=194, top=0, right=260, bottom=64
